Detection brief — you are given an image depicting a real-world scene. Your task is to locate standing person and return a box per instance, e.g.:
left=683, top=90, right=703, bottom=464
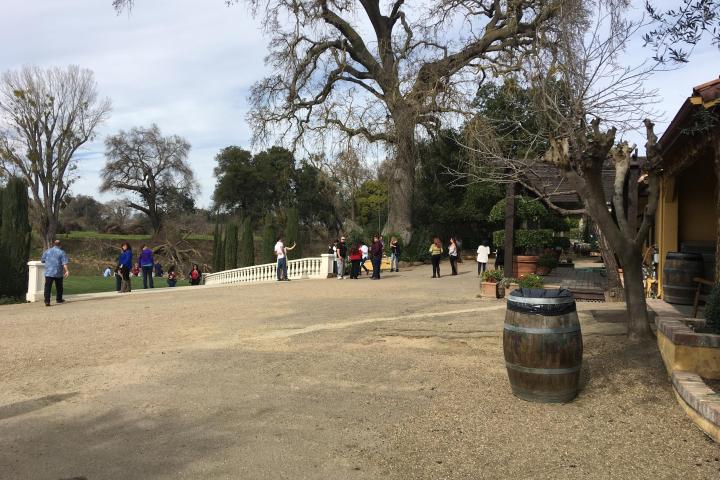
left=40, top=239, right=69, bottom=307
left=116, top=242, right=133, bottom=293
left=274, top=236, right=288, bottom=281
left=429, top=237, right=443, bottom=278
left=360, top=241, right=370, bottom=275
left=167, top=266, right=177, bottom=287
left=494, top=246, right=505, bottom=271
left=390, top=237, right=400, bottom=272
left=189, top=264, right=202, bottom=285
left=477, top=240, right=490, bottom=276
left=282, top=241, right=296, bottom=280
left=336, top=236, right=348, bottom=279
left=154, top=261, right=163, bottom=278
left=448, top=237, right=459, bottom=276
left=370, top=234, right=383, bottom=279
left=139, top=244, right=155, bottom=289
left=348, top=242, right=362, bottom=279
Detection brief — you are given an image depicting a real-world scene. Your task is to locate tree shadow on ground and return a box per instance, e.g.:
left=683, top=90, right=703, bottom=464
left=0, top=403, right=234, bottom=479
left=0, top=393, right=79, bottom=421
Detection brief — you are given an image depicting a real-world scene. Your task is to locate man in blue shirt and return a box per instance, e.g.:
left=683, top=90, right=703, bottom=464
left=40, top=239, right=70, bottom=306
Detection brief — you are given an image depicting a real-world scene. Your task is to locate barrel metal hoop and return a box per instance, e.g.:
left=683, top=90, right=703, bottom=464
left=505, top=361, right=581, bottom=375
left=503, top=323, right=580, bottom=335
left=507, top=301, right=576, bottom=316
left=507, top=296, right=575, bottom=305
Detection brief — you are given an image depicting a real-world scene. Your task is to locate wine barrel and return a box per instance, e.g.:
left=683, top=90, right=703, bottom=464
left=503, top=288, right=583, bottom=403
left=662, top=252, right=704, bottom=304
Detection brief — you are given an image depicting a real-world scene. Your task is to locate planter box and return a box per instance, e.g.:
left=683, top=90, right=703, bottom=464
left=480, top=281, right=498, bottom=298
left=656, top=316, right=720, bottom=379
left=512, top=255, right=539, bottom=278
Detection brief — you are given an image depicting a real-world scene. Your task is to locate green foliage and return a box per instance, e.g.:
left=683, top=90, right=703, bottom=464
left=260, top=215, right=276, bottom=264
left=518, top=274, right=545, bottom=289
left=211, top=222, right=223, bottom=272
left=224, top=222, right=239, bottom=269
left=538, top=253, right=558, bottom=269
left=551, top=237, right=572, bottom=250
left=0, top=177, right=31, bottom=299
left=345, top=229, right=367, bottom=249
left=238, top=217, right=255, bottom=267
left=403, top=228, right=434, bottom=262
left=492, top=229, right=553, bottom=250
left=488, top=196, right=548, bottom=225
left=704, top=284, right=720, bottom=334
left=295, top=161, right=337, bottom=229
left=355, top=180, right=388, bottom=230
left=285, top=207, right=302, bottom=258
left=481, top=269, right=503, bottom=282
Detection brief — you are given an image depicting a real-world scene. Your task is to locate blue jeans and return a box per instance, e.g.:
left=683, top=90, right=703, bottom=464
left=390, top=253, right=399, bottom=270
left=371, top=256, right=381, bottom=279
left=277, top=257, right=287, bottom=280
left=142, top=265, right=154, bottom=288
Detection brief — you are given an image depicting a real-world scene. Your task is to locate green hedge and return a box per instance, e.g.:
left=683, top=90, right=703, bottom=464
left=492, top=229, right=553, bottom=249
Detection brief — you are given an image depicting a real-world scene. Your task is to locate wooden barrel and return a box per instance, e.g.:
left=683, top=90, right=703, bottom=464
left=503, top=288, right=583, bottom=403
left=662, top=252, right=704, bottom=304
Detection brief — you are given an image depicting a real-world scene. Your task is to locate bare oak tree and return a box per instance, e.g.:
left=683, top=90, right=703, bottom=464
left=101, top=124, right=196, bottom=234
left=113, top=0, right=566, bottom=242
left=0, top=65, right=111, bottom=247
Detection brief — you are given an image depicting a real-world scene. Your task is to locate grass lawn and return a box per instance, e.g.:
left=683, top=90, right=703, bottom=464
left=63, top=274, right=171, bottom=295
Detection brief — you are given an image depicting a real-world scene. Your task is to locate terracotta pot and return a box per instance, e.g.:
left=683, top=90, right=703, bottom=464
left=512, top=255, right=539, bottom=278
left=480, top=281, right=498, bottom=298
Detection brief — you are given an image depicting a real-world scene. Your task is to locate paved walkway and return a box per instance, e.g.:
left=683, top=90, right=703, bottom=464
left=1, top=264, right=718, bottom=479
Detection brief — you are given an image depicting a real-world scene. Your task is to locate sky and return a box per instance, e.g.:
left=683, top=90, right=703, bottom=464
left=0, top=0, right=717, bottom=209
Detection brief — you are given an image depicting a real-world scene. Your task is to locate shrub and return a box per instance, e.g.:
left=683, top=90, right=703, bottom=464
left=224, top=222, right=238, bottom=269
left=492, top=229, right=553, bottom=250
left=0, top=177, right=31, bottom=299
left=551, top=237, right=571, bottom=250
left=260, top=215, right=276, bottom=264
left=238, top=217, right=255, bottom=267
left=705, top=283, right=720, bottom=334
left=518, top=274, right=544, bottom=289
left=403, top=228, right=433, bottom=262
left=501, top=277, right=518, bottom=287
left=285, top=207, right=302, bottom=258
left=481, top=269, right=503, bottom=282
left=538, top=253, right=558, bottom=269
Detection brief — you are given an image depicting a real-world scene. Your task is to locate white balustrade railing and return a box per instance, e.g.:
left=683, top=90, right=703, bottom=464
left=203, top=254, right=335, bottom=287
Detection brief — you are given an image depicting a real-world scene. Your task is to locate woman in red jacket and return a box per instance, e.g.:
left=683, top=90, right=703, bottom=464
left=349, top=242, right=362, bottom=279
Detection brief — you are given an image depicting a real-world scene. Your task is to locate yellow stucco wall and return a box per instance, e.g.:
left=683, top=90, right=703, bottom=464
left=657, top=330, right=720, bottom=379
left=656, top=177, right=679, bottom=297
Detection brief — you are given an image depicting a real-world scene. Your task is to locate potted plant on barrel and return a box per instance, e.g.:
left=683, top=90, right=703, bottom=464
left=480, top=269, right=503, bottom=298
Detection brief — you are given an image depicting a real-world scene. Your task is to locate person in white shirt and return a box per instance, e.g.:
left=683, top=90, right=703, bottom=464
left=360, top=242, right=370, bottom=275
left=274, top=237, right=287, bottom=281
left=477, top=241, right=490, bottom=275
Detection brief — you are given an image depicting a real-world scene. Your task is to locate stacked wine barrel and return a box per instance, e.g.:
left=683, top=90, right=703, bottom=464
left=662, top=252, right=705, bottom=304
left=503, top=288, right=583, bottom=403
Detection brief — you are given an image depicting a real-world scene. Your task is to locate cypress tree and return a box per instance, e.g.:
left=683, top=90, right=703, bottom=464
left=239, top=217, right=255, bottom=267
left=0, top=177, right=32, bottom=299
left=285, top=207, right=302, bottom=258
left=261, top=215, right=276, bottom=264
left=224, top=222, right=239, bottom=269
left=212, top=221, right=222, bottom=271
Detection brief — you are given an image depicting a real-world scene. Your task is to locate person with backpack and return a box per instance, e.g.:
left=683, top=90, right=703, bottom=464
left=370, top=234, right=383, bottom=279
left=389, top=237, right=401, bottom=272
left=348, top=242, right=362, bottom=279
left=116, top=242, right=133, bottom=293
left=360, top=241, right=370, bottom=275
left=139, top=244, right=155, bottom=289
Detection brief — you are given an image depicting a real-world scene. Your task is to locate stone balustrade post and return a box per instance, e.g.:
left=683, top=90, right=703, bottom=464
left=319, top=254, right=335, bottom=279
left=26, top=260, right=45, bottom=303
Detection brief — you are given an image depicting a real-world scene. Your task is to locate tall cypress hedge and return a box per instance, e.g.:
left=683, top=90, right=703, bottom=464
left=285, top=207, right=302, bottom=259
left=0, top=177, right=32, bottom=299
left=224, top=222, right=238, bottom=270
left=239, top=217, right=255, bottom=267
left=211, top=222, right=223, bottom=272
left=261, top=215, right=276, bottom=264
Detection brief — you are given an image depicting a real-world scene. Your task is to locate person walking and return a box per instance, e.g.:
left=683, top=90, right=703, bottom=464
left=370, top=234, right=383, bottom=279
left=429, top=237, right=443, bottom=278
left=189, top=264, right=202, bottom=285
left=449, top=237, right=459, bottom=276
left=360, top=242, right=370, bottom=275
left=40, top=239, right=69, bottom=306
left=349, top=242, right=362, bottom=279
left=390, top=237, right=400, bottom=272
left=139, top=244, right=155, bottom=289
left=116, top=242, right=133, bottom=293
left=477, top=240, right=490, bottom=276
left=275, top=236, right=288, bottom=281
left=336, top=236, right=348, bottom=279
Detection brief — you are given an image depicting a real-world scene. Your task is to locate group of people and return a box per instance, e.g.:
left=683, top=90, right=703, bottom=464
left=105, top=242, right=201, bottom=292
left=328, top=234, right=397, bottom=280
left=429, top=237, right=493, bottom=278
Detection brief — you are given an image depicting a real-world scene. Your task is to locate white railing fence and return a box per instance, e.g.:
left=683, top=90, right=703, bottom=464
left=203, top=254, right=335, bottom=286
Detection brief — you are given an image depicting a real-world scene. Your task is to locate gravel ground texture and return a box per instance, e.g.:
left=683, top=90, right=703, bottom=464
left=0, top=264, right=718, bottom=479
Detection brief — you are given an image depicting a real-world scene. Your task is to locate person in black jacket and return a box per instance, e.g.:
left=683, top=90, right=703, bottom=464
left=390, top=236, right=400, bottom=272
left=370, top=234, right=383, bottom=279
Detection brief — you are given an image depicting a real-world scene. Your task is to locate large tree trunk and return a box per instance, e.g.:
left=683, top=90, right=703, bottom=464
left=42, top=214, right=59, bottom=250
left=618, top=245, right=649, bottom=341
left=384, top=113, right=415, bottom=244
left=595, top=224, right=624, bottom=302
left=504, top=181, right=515, bottom=274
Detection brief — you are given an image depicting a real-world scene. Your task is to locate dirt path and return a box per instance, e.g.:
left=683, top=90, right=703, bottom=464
left=0, top=266, right=717, bottom=479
